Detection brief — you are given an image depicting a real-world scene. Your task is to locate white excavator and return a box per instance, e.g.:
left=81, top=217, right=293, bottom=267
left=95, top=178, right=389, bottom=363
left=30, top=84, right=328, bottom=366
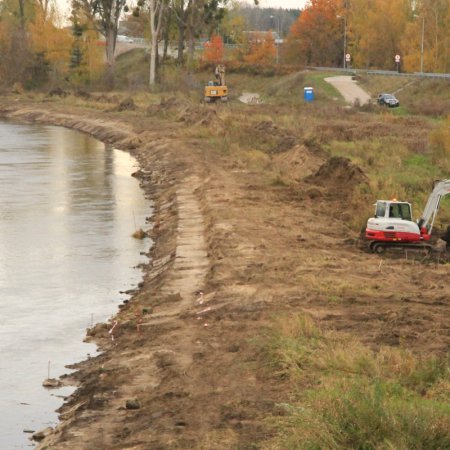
left=365, top=179, right=450, bottom=253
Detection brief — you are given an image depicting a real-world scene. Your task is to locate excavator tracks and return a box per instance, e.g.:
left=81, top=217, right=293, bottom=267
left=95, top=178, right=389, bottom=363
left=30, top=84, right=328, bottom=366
left=369, top=241, right=433, bottom=255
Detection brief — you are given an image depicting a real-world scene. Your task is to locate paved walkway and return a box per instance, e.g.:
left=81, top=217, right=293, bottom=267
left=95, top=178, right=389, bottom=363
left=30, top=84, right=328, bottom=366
left=325, top=75, right=372, bottom=105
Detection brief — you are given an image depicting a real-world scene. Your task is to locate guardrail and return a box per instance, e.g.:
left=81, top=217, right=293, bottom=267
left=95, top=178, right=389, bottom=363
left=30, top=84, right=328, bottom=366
left=310, top=66, right=450, bottom=79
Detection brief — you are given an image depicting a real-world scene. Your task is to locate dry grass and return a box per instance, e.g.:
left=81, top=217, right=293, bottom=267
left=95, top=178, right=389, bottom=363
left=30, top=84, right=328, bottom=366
left=262, top=314, right=450, bottom=450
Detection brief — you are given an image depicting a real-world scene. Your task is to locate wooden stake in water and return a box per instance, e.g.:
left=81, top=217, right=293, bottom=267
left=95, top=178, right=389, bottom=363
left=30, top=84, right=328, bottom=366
left=48, top=360, right=51, bottom=380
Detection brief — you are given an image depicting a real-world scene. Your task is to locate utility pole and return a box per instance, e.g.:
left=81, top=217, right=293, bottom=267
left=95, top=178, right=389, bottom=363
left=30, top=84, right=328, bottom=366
left=337, top=15, right=347, bottom=69
left=270, top=15, right=280, bottom=64
left=343, top=15, right=347, bottom=69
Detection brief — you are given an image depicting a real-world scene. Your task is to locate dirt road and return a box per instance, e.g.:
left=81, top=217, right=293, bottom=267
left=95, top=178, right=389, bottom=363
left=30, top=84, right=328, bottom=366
left=0, top=93, right=448, bottom=449
left=325, top=75, right=372, bottom=104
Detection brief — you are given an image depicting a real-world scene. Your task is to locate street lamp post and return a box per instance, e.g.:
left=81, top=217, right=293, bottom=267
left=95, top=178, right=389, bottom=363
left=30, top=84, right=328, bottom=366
left=343, top=16, right=347, bottom=69
left=337, top=15, right=347, bottom=69
left=270, top=15, right=280, bottom=64
left=420, top=16, right=425, bottom=73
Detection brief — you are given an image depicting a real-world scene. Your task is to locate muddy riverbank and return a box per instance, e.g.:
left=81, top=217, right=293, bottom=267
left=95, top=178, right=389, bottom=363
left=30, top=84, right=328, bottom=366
left=1, top=93, right=448, bottom=449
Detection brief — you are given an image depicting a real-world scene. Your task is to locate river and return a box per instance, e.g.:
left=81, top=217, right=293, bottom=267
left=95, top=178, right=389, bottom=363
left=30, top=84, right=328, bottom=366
left=0, top=121, right=151, bottom=448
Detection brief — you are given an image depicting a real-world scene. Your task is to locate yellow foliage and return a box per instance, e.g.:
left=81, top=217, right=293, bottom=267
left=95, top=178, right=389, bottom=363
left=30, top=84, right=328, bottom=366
left=29, top=14, right=72, bottom=68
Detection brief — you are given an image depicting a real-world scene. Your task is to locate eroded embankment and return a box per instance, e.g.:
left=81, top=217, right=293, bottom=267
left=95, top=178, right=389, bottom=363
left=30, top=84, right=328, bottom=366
left=1, top=96, right=449, bottom=450
left=0, top=100, right=214, bottom=447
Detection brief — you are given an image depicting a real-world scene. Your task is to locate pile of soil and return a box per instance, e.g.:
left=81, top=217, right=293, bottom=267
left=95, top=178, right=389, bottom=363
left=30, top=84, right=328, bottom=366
left=272, top=144, right=324, bottom=182
left=306, top=156, right=368, bottom=190
left=253, top=120, right=296, bottom=154
left=147, top=96, right=222, bottom=127
left=116, top=97, right=136, bottom=111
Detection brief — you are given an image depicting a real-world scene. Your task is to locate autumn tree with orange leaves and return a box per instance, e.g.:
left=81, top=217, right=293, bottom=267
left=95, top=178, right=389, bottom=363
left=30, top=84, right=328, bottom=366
left=286, top=0, right=449, bottom=72
left=285, top=0, right=342, bottom=67
left=202, top=34, right=224, bottom=63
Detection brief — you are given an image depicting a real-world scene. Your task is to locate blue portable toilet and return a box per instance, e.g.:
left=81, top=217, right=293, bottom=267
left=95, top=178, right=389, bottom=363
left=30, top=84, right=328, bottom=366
left=304, top=86, right=314, bottom=102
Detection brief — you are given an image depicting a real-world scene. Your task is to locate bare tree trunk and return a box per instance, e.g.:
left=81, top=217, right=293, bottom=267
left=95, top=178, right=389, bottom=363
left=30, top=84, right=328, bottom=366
left=162, top=9, right=171, bottom=61
left=177, top=21, right=185, bottom=63
left=18, top=0, right=25, bottom=29
left=150, top=36, right=157, bottom=85
left=163, top=33, right=169, bottom=60
left=149, top=0, right=165, bottom=87
left=105, top=28, right=116, bottom=89
left=186, top=0, right=196, bottom=70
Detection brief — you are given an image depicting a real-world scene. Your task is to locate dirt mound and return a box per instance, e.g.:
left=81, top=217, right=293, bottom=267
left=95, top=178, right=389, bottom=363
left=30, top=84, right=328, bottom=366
left=117, top=97, right=136, bottom=111
left=47, top=87, right=68, bottom=97
left=253, top=120, right=296, bottom=154
left=82, top=93, right=121, bottom=104
left=307, top=156, right=368, bottom=189
left=147, top=96, right=223, bottom=127
left=272, top=144, right=324, bottom=182
left=147, top=96, right=184, bottom=115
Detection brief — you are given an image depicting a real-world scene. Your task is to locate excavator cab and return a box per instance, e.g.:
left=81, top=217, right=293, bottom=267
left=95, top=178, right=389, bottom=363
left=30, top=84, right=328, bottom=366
left=204, top=64, right=228, bottom=103
left=374, top=201, right=412, bottom=221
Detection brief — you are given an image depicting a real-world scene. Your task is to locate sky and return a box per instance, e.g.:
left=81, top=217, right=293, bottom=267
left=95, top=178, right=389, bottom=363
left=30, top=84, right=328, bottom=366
left=56, top=0, right=308, bottom=18
left=254, top=0, right=307, bottom=9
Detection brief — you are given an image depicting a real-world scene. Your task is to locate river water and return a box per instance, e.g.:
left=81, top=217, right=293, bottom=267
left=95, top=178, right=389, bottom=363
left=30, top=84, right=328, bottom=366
left=0, top=121, right=151, bottom=448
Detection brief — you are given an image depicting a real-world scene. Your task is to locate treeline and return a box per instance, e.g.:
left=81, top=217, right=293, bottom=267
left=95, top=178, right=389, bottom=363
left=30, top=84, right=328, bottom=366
left=0, top=0, right=448, bottom=91
left=0, top=0, right=233, bottom=89
left=285, top=0, right=449, bottom=73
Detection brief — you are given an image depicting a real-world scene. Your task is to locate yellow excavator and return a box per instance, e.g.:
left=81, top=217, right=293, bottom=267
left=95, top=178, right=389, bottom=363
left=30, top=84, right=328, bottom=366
left=204, top=64, right=228, bottom=103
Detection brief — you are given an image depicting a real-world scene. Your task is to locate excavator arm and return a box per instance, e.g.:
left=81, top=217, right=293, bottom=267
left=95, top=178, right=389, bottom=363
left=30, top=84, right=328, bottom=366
left=215, top=64, right=225, bottom=86
left=417, top=179, right=450, bottom=233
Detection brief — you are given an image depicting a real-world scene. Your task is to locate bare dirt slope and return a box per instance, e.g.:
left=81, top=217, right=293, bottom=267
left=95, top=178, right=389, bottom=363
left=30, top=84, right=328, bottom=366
left=325, top=75, right=372, bottom=104
left=0, top=96, right=448, bottom=449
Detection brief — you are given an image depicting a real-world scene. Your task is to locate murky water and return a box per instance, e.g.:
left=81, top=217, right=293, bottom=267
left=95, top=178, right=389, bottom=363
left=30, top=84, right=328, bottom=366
left=0, top=122, right=151, bottom=448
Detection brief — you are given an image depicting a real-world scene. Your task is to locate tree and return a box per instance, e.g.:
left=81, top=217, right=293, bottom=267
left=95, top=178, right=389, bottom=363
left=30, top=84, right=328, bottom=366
left=69, top=10, right=104, bottom=84
left=29, top=2, right=72, bottom=76
left=202, top=34, right=224, bottom=63
left=350, top=0, right=408, bottom=70
left=185, top=0, right=226, bottom=69
left=285, top=0, right=342, bottom=66
left=72, top=0, right=128, bottom=88
left=244, top=31, right=276, bottom=64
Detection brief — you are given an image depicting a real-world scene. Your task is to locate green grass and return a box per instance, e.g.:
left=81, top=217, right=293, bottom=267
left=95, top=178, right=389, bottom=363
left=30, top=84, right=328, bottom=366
left=305, top=72, right=347, bottom=100
left=262, top=314, right=450, bottom=450
left=115, top=49, right=149, bottom=90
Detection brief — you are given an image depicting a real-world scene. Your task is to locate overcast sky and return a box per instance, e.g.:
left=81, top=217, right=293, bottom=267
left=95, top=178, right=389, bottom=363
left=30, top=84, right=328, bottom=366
left=254, top=0, right=307, bottom=9
left=56, top=0, right=307, bottom=22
